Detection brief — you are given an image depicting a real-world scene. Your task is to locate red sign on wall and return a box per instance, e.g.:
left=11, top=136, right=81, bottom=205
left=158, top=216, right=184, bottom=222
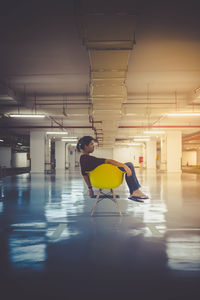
left=139, top=156, right=143, bottom=163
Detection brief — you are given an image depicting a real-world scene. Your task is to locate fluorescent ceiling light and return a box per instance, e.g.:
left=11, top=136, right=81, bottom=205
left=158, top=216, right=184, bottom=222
left=167, top=113, right=200, bottom=116
left=62, top=136, right=77, bottom=138
left=134, top=138, right=150, bottom=142
left=9, top=114, right=45, bottom=118
left=125, top=113, right=137, bottom=116
left=115, top=142, right=142, bottom=146
left=46, top=132, right=68, bottom=135
left=61, top=137, right=77, bottom=140
left=127, top=143, right=142, bottom=146
left=62, top=139, right=78, bottom=142
left=17, top=143, right=22, bottom=145
left=133, top=136, right=150, bottom=138
left=144, top=131, right=165, bottom=134
left=0, top=139, right=4, bottom=142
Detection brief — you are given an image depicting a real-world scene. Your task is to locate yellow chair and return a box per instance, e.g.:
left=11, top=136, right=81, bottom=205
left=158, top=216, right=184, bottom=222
left=88, top=164, right=125, bottom=216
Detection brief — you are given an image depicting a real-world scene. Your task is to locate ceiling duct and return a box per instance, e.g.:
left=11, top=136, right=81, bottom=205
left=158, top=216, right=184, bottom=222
left=0, top=83, right=18, bottom=104
left=78, top=0, right=139, bottom=147
left=192, top=87, right=200, bottom=104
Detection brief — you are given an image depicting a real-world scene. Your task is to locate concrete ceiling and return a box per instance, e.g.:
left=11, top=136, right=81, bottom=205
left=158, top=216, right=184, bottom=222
left=0, top=0, right=200, bottom=149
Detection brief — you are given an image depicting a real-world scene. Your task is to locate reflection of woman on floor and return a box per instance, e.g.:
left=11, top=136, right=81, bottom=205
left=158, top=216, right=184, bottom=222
left=77, top=136, right=149, bottom=202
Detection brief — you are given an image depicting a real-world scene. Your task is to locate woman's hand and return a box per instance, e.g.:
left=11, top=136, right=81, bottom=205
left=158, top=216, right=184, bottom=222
left=89, top=187, right=94, bottom=198
left=124, top=165, right=132, bottom=176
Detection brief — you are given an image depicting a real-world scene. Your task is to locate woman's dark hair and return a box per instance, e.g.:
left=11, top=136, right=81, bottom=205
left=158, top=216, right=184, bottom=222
left=76, top=136, right=94, bottom=152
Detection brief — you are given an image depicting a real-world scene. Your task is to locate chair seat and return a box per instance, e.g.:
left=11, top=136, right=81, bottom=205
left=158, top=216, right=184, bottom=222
left=88, top=164, right=124, bottom=189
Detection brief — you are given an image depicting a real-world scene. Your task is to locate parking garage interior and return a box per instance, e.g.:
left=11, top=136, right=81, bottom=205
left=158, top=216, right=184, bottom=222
left=0, top=1, right=200, bottom=299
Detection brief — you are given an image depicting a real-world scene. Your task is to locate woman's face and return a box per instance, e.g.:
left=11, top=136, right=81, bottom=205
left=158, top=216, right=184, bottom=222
left=83, top=140, right=94, bottom=153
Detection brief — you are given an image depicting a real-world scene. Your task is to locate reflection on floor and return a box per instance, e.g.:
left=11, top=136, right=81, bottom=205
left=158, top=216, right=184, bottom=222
left=182, top=167, right=200, bottom=174
left=0, top=169, right=200, bottom=299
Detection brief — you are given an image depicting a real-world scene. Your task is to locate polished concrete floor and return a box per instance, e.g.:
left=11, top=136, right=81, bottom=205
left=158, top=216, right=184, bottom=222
left=182, top=166, right=200, bottom=174
left=0, top=169, right=200, bottom=300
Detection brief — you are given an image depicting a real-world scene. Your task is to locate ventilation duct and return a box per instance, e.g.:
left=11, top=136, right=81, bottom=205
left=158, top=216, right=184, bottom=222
left=78, top=0, right=139, bottom=147
left=192, top=87, right=200, bottom=104
left=0, top=84, right=17, bottom=104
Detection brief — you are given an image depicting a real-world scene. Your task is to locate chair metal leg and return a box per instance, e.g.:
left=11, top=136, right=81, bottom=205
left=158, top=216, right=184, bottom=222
left=111, top=189, right=122, bottom=216
left=91, top=189, right=101, bottom=216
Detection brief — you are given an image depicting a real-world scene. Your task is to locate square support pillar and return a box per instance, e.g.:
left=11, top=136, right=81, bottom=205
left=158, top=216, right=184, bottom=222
left=197, top=149, right=200, bottom=167
left=30, top=131, right=45, bottom=173
left=166, top=131, right=182, bottom=172
left=146, top=140, right=157, bottom=169
left=160, top=137, right=167, bottom=171
left=55, top=141, right=66, bottom=170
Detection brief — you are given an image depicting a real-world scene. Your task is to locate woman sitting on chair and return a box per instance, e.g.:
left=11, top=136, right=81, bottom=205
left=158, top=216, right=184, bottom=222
left=76, top=136, right=149, bottom=202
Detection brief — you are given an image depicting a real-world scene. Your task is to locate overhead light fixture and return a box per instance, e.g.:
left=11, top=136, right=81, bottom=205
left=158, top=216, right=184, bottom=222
left=61, top=137, right=77, bottom=141
left=134, top=138, right=150, bottom=142
left=127, top=143, right=142, bottom=146
left=17, top=143, right=22, bottom=145
left=167, top=113, right=200, bottom=116
left=62, top=139, right=78, bottom=142
left=0, top=139, right=4, bottom=142
left=9, top=114, right=45, bottom=118
left=46, top=132, right=68, bottom=135
left=144, top=131, right=165, bottom=134
left=125, top=113, right=137, bottom=116
left=115, top=142, right=142, bottom=146
left=62, top=140, right=77, bottom=143
left=133, top=136, right=150, bottom=138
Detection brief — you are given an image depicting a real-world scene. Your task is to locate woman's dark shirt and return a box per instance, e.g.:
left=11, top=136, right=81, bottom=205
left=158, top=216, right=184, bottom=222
left=80, top=154, right=105, bottom=176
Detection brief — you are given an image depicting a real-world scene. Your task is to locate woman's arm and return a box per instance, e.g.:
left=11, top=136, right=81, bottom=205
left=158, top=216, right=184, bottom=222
left=83, top=174, right=92, bottom=188
left=83, top=174, right=94, bottom=197
left=105, top=159, right=132, bottom=176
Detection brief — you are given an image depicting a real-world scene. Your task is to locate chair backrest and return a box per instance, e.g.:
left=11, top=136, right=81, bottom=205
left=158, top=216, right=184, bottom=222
left=88, top=164, right=125, bottom=189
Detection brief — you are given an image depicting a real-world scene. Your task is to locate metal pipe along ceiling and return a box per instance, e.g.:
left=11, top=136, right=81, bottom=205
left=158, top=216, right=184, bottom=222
left=2, top=125, right=200, bottom=129
left=182, top=134, right=200, bottom=142
left=119, top=126, right=200, bottom=128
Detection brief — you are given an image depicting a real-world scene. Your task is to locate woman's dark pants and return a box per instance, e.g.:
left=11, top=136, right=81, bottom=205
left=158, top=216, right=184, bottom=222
left=119, top=162, right=141, bottom=194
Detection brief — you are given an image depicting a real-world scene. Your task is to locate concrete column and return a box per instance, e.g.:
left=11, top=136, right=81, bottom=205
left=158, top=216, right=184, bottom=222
left=69, top=146, right=75, bottom=170
left=166, top=172, right=182, bottom=218
left=166, top=131, right=182, bottom=172
left=45, top=137, right=51, bottom=172
left=197, top=149, right=200, bottom=167
left=160, top=137, right=167, bottom=171
left=65, top=143, right=70, bottom=169
left=30, top=131, right=45, bottom=173
left=0, top=147, right=11, bottom=168
left=142, top=144, right=146, bottom=168
left=55, top=141, right=65, bottom=170
left=146, top=139, right=157, bottom=169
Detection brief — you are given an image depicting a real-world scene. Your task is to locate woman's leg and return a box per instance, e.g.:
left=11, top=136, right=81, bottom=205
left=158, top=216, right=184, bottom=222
left=119, top=162, right=148, bottom=198
left=124, top=162, right=141, bottom=194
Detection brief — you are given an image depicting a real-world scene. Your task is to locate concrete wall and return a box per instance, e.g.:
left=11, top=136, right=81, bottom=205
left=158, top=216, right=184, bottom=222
left=0, top=147, right=11, bottom=168
left=12, top=153, right=30, bottom=168
left=182, top=151, right=197, bottom=166
left=92, top=146, right=143, bottom=166
left=93, top=148, right=113, bottom=159
left=113, top=146, right=143, bottom=166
